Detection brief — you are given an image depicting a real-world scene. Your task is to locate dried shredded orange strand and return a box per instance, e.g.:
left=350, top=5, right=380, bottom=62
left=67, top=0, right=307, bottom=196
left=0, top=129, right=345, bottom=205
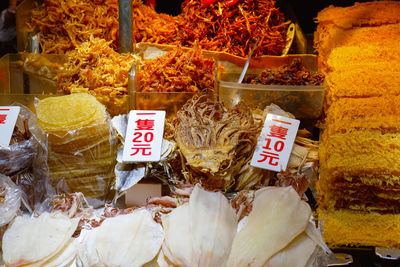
left=177, top=0, right=289, bottom=57
left=56, top=37, right=139, bottom=115
left=27, top=0, right=288, bottom=57
left=137, top=46, right=215, bottom=93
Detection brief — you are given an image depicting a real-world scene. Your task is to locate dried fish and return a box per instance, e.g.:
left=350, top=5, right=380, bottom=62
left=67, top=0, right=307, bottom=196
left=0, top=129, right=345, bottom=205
left=162, top=184, right=237, bottom=266
left=226, top=186, right=312, bottom=266
left=173, top=95, right=259, bottom=191
left=78, top=209, right=164, bottom=267
left=2, top=212, right=79, bottom=266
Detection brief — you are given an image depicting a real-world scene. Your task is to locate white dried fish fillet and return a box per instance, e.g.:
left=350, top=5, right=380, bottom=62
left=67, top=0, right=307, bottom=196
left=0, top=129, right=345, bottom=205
left=189, top=185, right=237, bottom=266
left=39, top=239, right=78, bottom=267
left=2, top=212, right=79, bottom=267
left=78, top=209, right=163, bottom=267
left=162, top=204, right=192, bottom=267
left=162, top=185, right=237, bottom=267
left=265, top=234, right=316, bottom=267
left=226, top=186, right=312, bottom=267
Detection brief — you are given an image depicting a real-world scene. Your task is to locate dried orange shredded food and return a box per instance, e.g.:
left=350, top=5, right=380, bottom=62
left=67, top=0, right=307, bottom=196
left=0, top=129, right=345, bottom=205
left=56, top=37, right=139, bottom=115
left=137, top=46, right=215, bottom=93
left=27, top=0, right=120, bottom=54
left=27, top=0, right=179, bottom=54
left=27, top=0, right=288, bottom=57
left=177, top=0, right=289, bottom=57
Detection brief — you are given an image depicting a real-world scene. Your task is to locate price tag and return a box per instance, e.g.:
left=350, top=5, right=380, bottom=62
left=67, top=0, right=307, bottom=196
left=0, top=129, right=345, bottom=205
left=250, top=114, right=299, bottom=172
left=0, top=107, right=20, bottom=147
left=122, top=110, right=165, bottom=163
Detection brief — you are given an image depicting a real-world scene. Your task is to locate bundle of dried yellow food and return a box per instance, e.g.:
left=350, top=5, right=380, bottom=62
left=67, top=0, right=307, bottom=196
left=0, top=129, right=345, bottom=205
left=36, top=94, right=117, bottom=200
left=57, top=37, right=139, bottom=115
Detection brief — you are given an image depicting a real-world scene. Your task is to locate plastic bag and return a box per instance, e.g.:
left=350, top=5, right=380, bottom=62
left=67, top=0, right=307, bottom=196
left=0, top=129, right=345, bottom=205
left=36, top=94, right=117, bottom=207
left=0, top=104, right=48, bottom=212
left=0, top=174, right=21, bottom=227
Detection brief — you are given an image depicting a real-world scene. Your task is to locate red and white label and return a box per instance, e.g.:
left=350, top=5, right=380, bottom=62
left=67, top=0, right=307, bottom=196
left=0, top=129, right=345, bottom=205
left=0, top=106, right=20, bottom=147
left=122, top=110, right=165, bottom=163
left=250, top=114, right=299, bottom=172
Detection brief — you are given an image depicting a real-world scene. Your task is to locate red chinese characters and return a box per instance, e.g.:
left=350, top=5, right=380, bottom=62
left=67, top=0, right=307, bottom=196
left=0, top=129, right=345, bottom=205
left=0, top=114, right=7, bottom=124
left=257, top=119, right=290, bottom=166
left=130, top=115, right=156, bottom=157
left=123, top=110, right=166, bottom=163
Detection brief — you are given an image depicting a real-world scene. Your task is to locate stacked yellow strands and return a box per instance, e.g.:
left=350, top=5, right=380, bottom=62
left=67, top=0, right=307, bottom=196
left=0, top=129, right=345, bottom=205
left=315, top=1, right=400, bottom=248
left=37, top=94, right=116, bottom=199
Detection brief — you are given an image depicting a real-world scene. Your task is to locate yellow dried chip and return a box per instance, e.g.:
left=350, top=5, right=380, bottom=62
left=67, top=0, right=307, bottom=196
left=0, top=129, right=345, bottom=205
left=36, top=94, right=107, bottom=132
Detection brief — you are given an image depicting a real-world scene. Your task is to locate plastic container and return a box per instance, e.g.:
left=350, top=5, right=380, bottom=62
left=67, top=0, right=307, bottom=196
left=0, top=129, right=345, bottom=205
left=217, top=55, right=325, bottom=120
left=0, top=53, right=62, bottom=95
left=129, top=62, right=212, bottom=118
left=0, top=54, right=130, bottom=116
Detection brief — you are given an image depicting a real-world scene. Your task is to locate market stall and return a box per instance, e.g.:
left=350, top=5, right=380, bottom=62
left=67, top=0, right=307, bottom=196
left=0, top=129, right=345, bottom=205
left=1, top=0, right=400, bottom=266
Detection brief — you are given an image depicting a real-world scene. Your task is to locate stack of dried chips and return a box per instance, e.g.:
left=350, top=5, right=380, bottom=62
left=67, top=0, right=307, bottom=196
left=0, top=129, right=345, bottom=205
left=36, top=94, right=116, bottom=199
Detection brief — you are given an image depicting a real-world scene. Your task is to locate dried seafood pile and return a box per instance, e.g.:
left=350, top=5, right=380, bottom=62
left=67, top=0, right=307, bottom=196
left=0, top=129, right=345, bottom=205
left=27, top=0, right=289, bottom=57
left=1, top=186, right=329, bottom=267
left=27, top=0, right=120, bottom=53
left=57, top=37, right=139, bottom=115
left=172, top=96, right=260, bottom=190
left=137, top=46, right=215, bottom=93
left=244, top=58, right=325, bottom=86
left=161, top=96, right=319, bottom=193
left=178, top=0, right=289, bottom=57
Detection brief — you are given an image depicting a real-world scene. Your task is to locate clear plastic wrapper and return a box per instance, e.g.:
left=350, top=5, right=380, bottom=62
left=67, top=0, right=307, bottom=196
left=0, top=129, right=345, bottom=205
left=0, top=174, right=21, bottom=227
left=36, top=94, right=117, bottom=206
left=112, top=95, right=319, bottom=202
left=0, top=103, right=48, bottom=212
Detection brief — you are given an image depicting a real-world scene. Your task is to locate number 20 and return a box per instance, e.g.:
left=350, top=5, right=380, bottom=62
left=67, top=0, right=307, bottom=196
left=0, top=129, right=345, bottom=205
left=132, top=132, right=154, bottom=142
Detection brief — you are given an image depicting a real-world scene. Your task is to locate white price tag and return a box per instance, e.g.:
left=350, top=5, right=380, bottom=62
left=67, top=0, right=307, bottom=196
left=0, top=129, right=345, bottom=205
left=250, top=114, right=299, bottom=172
left=122, top=110, right=166, bottom=163
left=0, top=106, right=20, bottom=147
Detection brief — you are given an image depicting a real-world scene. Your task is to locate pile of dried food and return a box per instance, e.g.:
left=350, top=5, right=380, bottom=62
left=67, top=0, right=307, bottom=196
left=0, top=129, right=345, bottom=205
left=27, top=0, right=289, bottom=57
left=1, top=185, right=329, bottom=267
left=172, top=96, right=260, bottom=191
left=139, top=96, right=319, bottom=193
left=243, top=59, right=325, bottom=86
left=177, top=0, right=289, bottom=57
left=137, top=46, right=215, bottom=93
left=56, top=37, right=139, bottom=115
left=26, top=0, right=120, bottom=53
